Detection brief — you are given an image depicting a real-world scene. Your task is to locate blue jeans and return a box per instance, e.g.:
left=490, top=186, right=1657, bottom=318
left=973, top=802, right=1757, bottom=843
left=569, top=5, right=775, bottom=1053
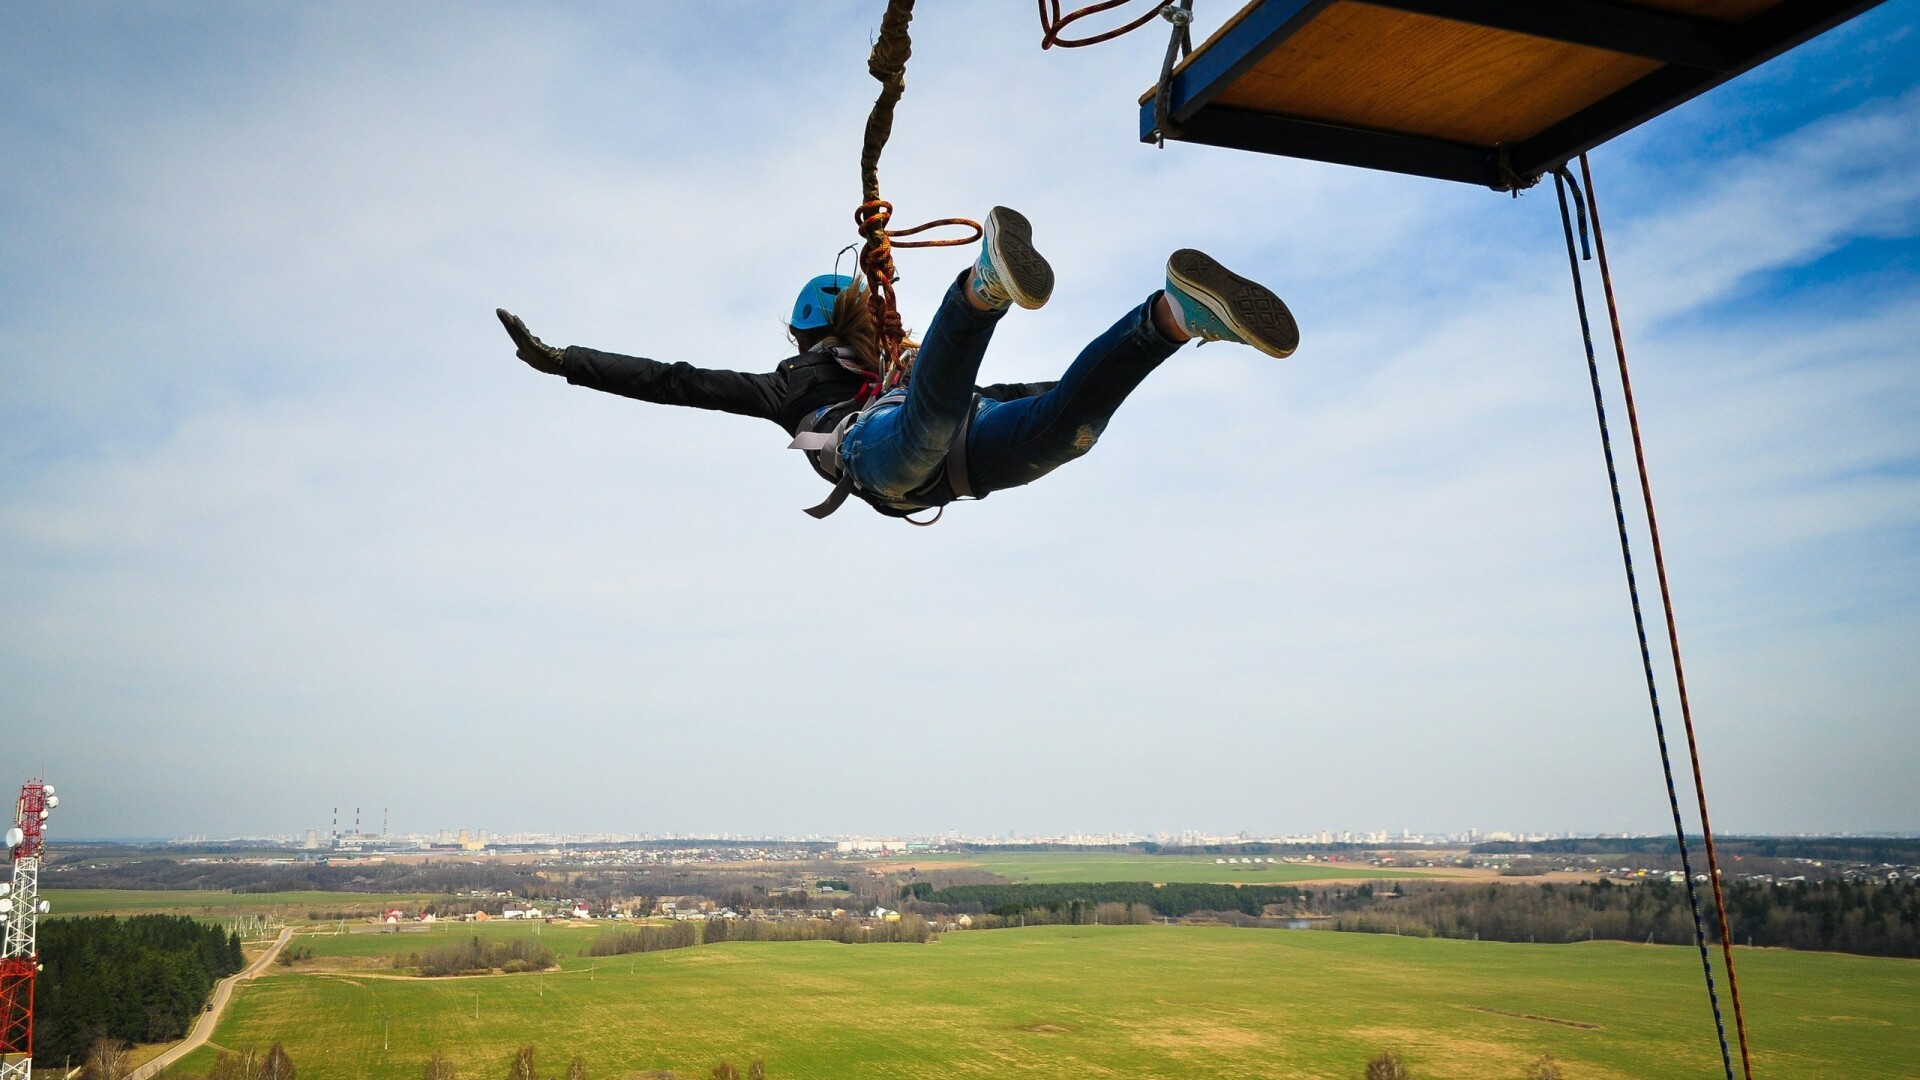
left=841, top=274, right=1184, bottom=506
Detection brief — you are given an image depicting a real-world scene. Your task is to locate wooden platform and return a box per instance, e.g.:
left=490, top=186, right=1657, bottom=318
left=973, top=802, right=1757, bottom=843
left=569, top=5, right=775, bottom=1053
left=1139, top=0, right=1888, bottom=188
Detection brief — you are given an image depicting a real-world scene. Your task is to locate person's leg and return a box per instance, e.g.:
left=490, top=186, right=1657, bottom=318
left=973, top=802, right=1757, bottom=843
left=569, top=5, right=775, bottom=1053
left=965, top=249, right=1297, bottom=496
left=965, top=294, right=1184, bottom=495
left=840, top=271, right=1006, bottom=500
left=841, top=207, right=1052, bottom=501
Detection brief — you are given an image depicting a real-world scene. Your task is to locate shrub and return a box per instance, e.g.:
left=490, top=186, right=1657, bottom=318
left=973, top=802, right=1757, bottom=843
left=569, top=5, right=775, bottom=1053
left=1526, top=1055, right=1565, bottom=1080
left=1365, top=1051, right=1410, bottom=1080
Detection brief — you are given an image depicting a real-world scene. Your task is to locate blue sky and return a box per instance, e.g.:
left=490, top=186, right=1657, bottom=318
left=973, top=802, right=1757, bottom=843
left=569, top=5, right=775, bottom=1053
left=2, top=3, right=1916, bottom=841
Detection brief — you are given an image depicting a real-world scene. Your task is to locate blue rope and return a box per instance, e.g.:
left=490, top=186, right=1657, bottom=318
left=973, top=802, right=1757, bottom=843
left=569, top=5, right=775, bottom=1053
left=1552, top=167, right=1736, bottom=1080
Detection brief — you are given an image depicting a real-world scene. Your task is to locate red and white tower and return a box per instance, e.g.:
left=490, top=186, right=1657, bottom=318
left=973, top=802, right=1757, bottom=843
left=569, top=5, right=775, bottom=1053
left=0, top=779, right=57, bottom=1080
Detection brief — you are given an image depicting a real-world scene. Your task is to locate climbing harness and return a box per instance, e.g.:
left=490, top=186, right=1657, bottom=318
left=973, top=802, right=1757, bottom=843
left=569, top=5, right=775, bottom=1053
left=787, top=361, right=981, bottom=525
left=790, top=384, right=910, bottom=520
left=1554, top=156, right=1753, bottom=1080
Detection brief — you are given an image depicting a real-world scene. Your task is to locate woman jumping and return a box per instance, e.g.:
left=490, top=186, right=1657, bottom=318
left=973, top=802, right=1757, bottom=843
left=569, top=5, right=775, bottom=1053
left=497, top=207, right=1297, bottom=522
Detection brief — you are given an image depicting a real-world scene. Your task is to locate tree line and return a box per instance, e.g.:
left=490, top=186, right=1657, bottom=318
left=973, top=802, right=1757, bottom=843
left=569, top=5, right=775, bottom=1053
left=587, top=913, right=938, bottom=958
left=921, top=878, right=1919, bottom=957
left=1312, top=878, right=1919, bottom=957
left=928, top=881, right=1306, bottom=918
left=703, top=914, right=934, bottom=944
left=1470, top=836, right=1920, bottom=865
left=397, top=936, right=557, bottom=976
left=40, top=914, right=245, bottom=1066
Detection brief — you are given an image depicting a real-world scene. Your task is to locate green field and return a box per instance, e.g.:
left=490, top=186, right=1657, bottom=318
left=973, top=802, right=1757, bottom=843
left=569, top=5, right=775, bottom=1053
left=889, top=851, right=1434, bottom=885
left=170, top=923, right=1917, bottom=1079
left=44, top=889, right=445, bottom=919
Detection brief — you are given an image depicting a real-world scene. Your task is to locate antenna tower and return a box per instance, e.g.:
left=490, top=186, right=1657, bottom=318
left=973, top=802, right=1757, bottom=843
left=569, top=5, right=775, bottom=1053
left=0, top=778, right=59, bottom=1080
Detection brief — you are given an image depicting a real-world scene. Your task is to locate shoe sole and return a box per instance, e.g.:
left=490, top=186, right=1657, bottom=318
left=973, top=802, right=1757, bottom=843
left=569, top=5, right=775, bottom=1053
left=986, top=206, right=1054, bottom=310
left=1167, top=248, right=1299, bottom=359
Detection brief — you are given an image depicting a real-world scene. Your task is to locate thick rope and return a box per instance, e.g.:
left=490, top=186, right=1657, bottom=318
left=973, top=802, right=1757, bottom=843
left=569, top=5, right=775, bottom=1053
left=1554, top=168, right=1738, bottom=1080
left=857, top=0, right=980, bottom=392
left=1578, top=152, right=1755, bottom=1080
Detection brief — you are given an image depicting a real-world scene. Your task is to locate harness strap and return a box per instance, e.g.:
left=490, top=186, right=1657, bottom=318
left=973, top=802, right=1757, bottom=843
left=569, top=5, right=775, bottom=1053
left=802, top=474, right=861, bottom=520
left=945, top=393, right=981, bottom=500
left=789, top=429, right=840, bottom=456
left=790, top=388, right=981, bottom=521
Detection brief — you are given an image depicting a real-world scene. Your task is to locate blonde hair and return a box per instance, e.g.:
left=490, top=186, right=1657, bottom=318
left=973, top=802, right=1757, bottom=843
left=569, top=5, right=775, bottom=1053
left=790, top=279, right=916, bottom=378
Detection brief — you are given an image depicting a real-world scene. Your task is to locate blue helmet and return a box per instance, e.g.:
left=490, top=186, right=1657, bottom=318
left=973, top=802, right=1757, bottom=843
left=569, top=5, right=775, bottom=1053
left=790, top=273, right=855, bottom=331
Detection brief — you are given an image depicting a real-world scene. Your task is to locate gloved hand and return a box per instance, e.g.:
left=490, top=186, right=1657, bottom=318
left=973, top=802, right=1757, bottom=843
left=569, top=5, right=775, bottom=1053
left=496, top=309, right=565, bottom=374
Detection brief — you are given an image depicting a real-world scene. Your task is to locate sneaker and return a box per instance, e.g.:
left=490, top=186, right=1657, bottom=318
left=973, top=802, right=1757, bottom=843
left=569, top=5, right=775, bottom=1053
left=969, top=206, right=1054, bottom=311
left=1165, top=249, right=1298, bottom=359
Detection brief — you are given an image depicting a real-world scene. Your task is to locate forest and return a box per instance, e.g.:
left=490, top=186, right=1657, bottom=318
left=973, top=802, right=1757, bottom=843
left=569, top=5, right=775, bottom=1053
left=923, top=878, right=1919, bottom=957
left=39, top=915, right=246, bottom=1065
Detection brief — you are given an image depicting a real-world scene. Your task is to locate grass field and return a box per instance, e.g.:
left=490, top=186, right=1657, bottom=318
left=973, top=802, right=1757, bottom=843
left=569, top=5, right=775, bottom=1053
left=886, top=851, right=1435, bottom=885
left=167, top=923, right=1917, bottom=1079
left=44, top=889, right=445, bottom=919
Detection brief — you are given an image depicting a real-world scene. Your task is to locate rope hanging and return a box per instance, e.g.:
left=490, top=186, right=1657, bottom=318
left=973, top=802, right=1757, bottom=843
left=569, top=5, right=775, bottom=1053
left=1031, top=3, right=1194, bottom=144
left=1575, top=153, right=1756, bottom=1079
left=1553, top=161, right=1753, bottom=1080
left=1037, top=0, right=1180, bottom=48
left=857, top=0, right=981, bottom=393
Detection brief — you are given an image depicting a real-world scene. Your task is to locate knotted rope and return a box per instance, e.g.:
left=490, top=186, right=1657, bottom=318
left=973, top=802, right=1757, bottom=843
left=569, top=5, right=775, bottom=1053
left=857, top=0, right=980, bottom=392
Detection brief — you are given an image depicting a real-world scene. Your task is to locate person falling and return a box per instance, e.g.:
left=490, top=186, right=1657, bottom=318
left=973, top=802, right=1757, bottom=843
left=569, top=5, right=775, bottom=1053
left=498, top=207, right=1296, bottom=521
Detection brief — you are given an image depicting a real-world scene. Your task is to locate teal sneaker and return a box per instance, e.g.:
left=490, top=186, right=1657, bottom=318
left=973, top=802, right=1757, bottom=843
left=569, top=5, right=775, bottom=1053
left=1165, top=249, right=1298, bottom=358
left=968, top=206, right=1054, bottom=311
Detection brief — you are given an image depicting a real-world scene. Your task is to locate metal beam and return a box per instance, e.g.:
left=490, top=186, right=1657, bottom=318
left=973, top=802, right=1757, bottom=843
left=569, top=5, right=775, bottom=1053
left=1357, top=0, right=1737, bottom=70
left=1142, top=0, right=1889, bottom=188
left=1508, top=0, right=1891, bottom=178
left=1157, top=0, right=1337, bottom=126
left=1144, top=103, right=1503, bottom=187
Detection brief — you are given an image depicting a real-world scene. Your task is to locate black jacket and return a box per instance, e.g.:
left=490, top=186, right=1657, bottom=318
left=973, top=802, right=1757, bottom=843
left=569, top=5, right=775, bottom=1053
left=561, top=346, right=1052, bottom=436
left=560, top=345, right=1053, bottom=512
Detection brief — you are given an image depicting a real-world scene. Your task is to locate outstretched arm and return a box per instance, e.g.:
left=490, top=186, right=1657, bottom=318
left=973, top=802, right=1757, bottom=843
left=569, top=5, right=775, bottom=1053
left=497, top=309, right=787, bottom=423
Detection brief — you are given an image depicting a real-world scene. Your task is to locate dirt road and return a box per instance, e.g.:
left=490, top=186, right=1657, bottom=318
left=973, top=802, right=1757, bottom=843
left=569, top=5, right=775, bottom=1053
left=127, top=927, right=293, bottom=1080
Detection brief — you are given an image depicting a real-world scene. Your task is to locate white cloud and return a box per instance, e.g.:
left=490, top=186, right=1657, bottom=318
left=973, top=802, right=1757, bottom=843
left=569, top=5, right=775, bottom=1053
left=2, top=5, right=1915, bottom=838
